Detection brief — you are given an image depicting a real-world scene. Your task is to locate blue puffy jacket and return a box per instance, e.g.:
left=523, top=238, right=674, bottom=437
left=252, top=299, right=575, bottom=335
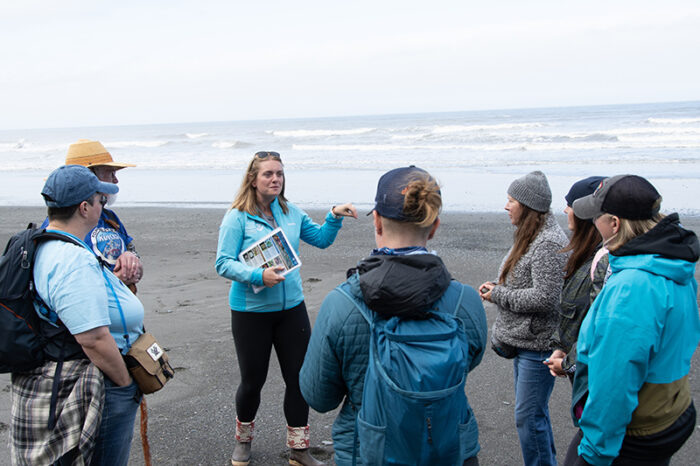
left=301, top=253, right=487, bottom=465
left=215, top=198, right=343, bottom=312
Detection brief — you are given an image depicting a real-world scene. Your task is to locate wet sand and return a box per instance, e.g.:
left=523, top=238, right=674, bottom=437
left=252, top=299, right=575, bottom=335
left=1, top=207, right=698, bottom=465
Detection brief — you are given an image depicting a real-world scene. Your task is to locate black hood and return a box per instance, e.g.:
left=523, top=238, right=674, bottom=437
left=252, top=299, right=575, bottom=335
left=350, top=254, right=451, bottom=319
left=613, top=213, right=700, bottom=263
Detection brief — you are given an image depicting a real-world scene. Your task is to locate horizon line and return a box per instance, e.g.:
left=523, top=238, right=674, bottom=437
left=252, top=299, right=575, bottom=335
left=2, top=99, right=699, bottom=134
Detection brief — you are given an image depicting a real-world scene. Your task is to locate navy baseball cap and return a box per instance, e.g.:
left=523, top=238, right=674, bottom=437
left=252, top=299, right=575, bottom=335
left=42, top=165, right=119, bottom=208
left=565, top=176, right=606, bottom=207
left=572, top=174, right=661, bottom=220
left=368, top=166, right=439, bottom=221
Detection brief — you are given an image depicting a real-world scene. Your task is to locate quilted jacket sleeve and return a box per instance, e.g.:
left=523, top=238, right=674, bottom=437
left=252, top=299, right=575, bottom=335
left=457, top=285, right=488, bottom=372
left=300, top=289, right=350, bottom=413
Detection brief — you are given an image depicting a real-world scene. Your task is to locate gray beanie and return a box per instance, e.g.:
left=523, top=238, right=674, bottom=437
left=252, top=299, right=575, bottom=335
left=507, top=171, right=552, bottom=212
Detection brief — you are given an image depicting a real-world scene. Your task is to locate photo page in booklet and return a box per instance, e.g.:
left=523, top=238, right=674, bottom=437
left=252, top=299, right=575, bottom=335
left=238, top=228, right=301, bottom=293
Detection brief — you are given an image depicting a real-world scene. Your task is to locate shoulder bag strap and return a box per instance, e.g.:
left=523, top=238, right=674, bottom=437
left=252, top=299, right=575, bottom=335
left=102, top=269, right=130, bottom=352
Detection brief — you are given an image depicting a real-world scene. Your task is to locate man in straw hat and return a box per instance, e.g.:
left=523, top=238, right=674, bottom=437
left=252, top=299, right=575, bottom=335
left=44, top=139, right=143, bottom=292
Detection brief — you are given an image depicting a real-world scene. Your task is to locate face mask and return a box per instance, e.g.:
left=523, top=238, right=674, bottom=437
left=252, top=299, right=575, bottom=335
left=105, top=192, right=118, bottom=207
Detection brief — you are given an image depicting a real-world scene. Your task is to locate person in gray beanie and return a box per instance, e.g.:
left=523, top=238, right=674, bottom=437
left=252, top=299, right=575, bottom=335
left=507, top=170, right=552, bottom=213
left=479, top=170, right=567, bottom=466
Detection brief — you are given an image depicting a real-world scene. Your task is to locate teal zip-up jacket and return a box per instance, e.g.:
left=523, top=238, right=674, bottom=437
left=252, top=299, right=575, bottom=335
left=215, top=198, right=343, bottom=311
left=574, top=213, right=700, bottom=465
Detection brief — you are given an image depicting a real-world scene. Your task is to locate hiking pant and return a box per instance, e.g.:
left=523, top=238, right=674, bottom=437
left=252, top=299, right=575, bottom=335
left=230, top=302, right=310, bottom=427
left=563, top=402, right=696, bottom=465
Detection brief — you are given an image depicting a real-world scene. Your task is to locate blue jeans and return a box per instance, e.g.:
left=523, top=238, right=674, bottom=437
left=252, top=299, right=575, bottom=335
left=90, top=378, right=142, bottom=466
left=513, top=349, right=556, bottom=466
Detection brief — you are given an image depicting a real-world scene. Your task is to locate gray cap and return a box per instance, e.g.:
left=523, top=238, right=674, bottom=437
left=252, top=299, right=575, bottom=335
left=42, top=165, right=118, bottom=208
left=572, top=174, right=660, bottom=220
left=507, top=171, right=552, bottom=213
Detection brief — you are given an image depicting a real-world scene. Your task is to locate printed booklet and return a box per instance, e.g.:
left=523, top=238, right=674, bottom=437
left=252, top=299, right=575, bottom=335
left=238, top=228, right=301, bottom=293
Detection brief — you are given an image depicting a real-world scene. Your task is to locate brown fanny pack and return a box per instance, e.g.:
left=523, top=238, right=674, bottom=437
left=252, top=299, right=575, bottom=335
left=123, top=332, right=175, bottom=394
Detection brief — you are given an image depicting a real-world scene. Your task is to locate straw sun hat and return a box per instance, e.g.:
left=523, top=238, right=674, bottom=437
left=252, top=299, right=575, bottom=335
left=65, top=139, right=136, bottom=169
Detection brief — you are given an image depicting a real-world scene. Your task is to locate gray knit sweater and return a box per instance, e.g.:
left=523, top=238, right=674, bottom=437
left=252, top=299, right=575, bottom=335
left=491, top=213, right=568, bottom=351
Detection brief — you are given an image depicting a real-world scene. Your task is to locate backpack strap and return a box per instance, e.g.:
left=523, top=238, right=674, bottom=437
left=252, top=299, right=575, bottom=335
left=33, top=232, right=87, bottom=320
left=448, top=280, right=465, bottom=318
left=33, top=230, right=99, bottom=430
left=335, top=282, right=372, bottom=466
left=337, top=284, right=374, bottom=327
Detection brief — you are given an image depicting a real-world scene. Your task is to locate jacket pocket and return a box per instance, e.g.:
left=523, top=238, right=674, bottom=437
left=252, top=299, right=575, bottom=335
left=458, top=419, right=479, bottom=462
left=357, top=415, right=385, bottom=466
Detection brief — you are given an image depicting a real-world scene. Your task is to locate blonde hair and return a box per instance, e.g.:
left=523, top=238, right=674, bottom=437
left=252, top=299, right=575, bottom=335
left=404, top=176, right=442, bottom=227
left=604, top=198, right=664, bottom=252
left=499, top=205, right=546, bottom=283
left=231, top=153, right=289, bottom=215
left=605, top=214, right=664, bottom=252
left=381, top=175, right=442, bottom=235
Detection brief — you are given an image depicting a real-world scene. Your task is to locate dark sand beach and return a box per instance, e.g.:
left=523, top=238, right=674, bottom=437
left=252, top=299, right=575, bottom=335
left=1, top=207, right=698, bottom=465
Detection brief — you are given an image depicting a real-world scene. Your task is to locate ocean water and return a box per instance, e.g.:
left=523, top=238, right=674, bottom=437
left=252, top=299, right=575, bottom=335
left=1, top=101, right=699, bottom=215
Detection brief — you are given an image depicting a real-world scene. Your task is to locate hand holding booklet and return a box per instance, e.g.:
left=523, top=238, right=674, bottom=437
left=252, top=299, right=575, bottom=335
left=238, top=228, right=301, bottom=293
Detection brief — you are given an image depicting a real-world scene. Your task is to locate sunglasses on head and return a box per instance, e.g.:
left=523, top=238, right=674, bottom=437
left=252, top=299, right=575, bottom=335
left=255, top=151, right=281, bottom=160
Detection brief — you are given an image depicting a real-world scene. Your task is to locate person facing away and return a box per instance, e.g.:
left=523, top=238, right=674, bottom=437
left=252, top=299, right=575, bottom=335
left=562, top=175, right=700, bottom=466
left=300, top=166, right=488, bottom=466
left=478, top=170, right=568, bottom=466
left=11, top=165, right=144, bottom=466
left=545, top=176, right=608, bottom=382
left=41, top=139, right=143, bottom=292
left=215, top=151, right=357, bottom=466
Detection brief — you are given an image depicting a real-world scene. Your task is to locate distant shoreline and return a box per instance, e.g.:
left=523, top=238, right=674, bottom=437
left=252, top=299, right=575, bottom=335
left=2, top=203, right=699, bottom=217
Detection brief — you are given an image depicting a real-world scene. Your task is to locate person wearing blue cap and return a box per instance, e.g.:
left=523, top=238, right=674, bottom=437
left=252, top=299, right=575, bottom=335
left=10, top=165, right=145, bottom=466
left=300, top=166, right=487, bottom=465
left=545, top=176, right=608, bottom=382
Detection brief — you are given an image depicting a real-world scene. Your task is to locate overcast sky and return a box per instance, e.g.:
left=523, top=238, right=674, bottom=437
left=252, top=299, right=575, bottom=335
left=2, top=0, right=699, bottom=130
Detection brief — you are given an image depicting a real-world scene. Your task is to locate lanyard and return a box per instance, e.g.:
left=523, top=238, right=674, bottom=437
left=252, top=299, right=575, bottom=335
left=102, top=268, right=131, bottom=353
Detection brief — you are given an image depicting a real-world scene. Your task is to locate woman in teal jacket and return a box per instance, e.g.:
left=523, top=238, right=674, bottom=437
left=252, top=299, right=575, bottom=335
left=215, top=151, right=357, bottom=466
left=565, top=175, right=700, bottom=466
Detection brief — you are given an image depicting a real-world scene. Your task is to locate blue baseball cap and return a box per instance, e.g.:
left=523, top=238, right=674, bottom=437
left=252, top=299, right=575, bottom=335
left=564, top=176, right=606, bottom=207
left=369, top=166, right=439, bottom=221
left=42, top=165, right=119, bottom=208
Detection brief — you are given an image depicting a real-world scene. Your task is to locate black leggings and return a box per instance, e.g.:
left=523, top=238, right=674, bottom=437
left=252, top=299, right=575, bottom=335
left=230, top=302, right=311, bottom=427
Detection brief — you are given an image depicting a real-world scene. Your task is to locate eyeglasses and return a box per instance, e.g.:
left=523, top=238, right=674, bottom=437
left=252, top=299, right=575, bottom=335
left=255, top=151, right=281, bottom=159
left=97, top=194, right=107, bottom=207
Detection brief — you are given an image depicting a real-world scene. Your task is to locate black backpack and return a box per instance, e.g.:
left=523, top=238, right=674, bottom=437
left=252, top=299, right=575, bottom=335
left=0, top=224, right=84, bottom=373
